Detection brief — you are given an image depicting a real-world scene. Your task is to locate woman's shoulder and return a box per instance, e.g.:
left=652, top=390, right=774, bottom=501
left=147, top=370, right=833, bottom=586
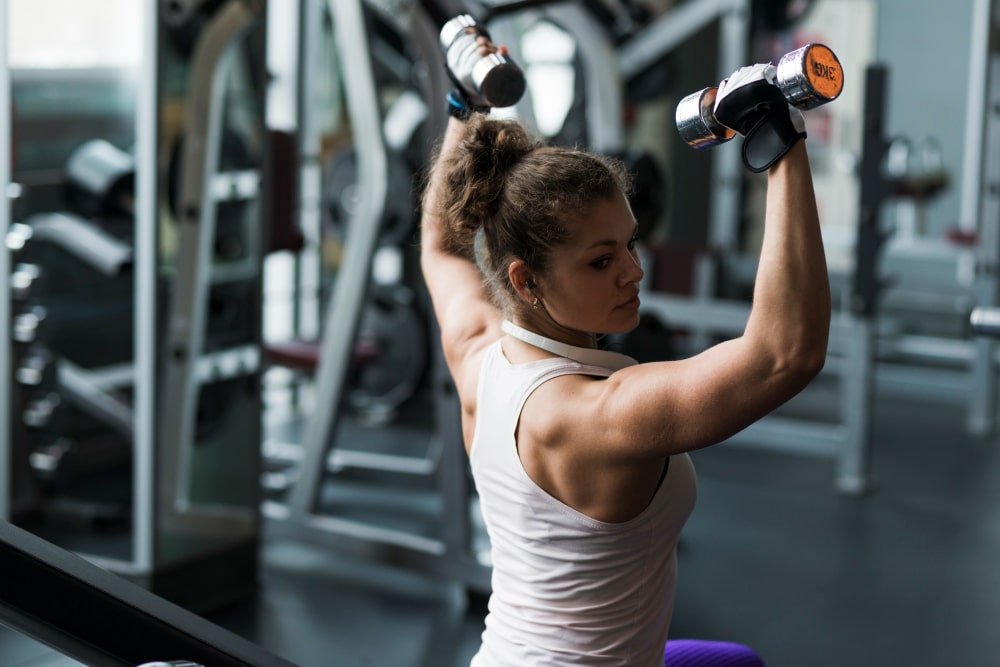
left=518, top=371, right=608, bottom=447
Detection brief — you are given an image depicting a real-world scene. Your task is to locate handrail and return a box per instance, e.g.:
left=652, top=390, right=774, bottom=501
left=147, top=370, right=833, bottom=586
left=0, top=520, right=296, bottom=667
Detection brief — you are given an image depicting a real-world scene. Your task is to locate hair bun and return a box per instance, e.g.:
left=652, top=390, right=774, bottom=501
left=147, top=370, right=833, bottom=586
left=439, top=116, right=540, bottom=258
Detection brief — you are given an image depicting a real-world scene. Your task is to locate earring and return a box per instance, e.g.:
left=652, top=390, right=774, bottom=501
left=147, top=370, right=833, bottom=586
left=532, top=297, right=539, bottom=307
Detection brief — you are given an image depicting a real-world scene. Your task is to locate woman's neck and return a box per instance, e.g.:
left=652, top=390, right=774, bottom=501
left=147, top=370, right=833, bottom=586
left=510, top=311, right=597, bottom=349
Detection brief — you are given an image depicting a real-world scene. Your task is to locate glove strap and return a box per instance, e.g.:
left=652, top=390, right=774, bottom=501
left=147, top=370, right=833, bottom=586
left=446, top=84, right=490, bottom=122
left=443, top=20, right=493, bottom=118
left=742, top=110, right=807, bottom=173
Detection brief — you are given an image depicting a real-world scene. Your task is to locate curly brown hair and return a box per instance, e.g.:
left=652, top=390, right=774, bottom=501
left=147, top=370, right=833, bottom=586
left=427, top=116, right=631, bottom=314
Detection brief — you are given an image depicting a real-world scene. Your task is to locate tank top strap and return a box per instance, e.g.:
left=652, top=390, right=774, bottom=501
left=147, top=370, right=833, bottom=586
left=471, top=341, right=615, bottom=468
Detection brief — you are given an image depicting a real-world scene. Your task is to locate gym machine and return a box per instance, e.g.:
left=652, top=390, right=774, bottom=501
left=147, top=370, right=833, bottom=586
left=963, top=0, right=1000, bottom=435
left=1, top=0, right=266, bottom=611
left=0, top=520, right=294, bottom=667
left=259, top=0, right=492, bottom=592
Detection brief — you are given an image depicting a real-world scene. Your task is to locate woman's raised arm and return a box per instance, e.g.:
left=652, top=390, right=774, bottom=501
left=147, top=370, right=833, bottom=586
left=548, top=126, right=831, bottom=460
left=420, top=117, right=503, bottom=383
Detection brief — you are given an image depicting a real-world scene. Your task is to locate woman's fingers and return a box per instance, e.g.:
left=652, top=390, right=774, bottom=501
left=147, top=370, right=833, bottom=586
left=476, top=41, right=509, bottom=58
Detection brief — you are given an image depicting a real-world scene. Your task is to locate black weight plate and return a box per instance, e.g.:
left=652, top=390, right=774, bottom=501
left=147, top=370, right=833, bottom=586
left=348, top=285, right=426, bottom=418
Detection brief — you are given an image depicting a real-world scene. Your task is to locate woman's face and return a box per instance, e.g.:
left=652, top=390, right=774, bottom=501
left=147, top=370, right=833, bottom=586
left=537, top=191, right=644, bottom=335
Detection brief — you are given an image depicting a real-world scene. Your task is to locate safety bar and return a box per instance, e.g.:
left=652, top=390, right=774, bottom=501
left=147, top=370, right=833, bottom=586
left=0, top=520, right=296, bottom=667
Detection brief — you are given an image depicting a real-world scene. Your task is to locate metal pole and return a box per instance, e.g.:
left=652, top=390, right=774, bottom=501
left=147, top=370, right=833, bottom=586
left=959, top=0, right=992, bottom=235
left=708, top=0, right=749, bottom=253
left=158, top=1, right=257, bottom=526
left=969, top=20, right=1000, bottom=435
left=837, top=316, right=874, bottom=494
left=132, top=0, right=159, bottom=570
left=0, top=0, right=10, bottom=522
left=296, top=0, right=323, bottom=345
left=288, top=0, right=389, bottom=515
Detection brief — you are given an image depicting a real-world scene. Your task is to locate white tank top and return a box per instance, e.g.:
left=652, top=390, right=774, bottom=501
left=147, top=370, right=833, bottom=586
left=469, top=324, right=698, bottom=667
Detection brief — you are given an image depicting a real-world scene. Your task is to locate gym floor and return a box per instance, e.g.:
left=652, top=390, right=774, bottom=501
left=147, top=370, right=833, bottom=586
left=210, top=384, right=1000, bottom=667
left=3, top=387, right=998, bottom=666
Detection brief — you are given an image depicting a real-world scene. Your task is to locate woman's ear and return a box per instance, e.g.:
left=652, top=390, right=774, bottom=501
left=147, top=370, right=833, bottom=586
left=508, top=259, right=536, bottom=305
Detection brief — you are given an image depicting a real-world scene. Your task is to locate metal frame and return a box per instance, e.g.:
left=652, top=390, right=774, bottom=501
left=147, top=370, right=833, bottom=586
left=0, top=0, right=155, bottom=570
left=286, top=0, right=388, bottom=514
left=0, top=0, right=10, bottom=523
left=544, top=4, right=624, bottom=153
left=158, top=0, right=259, bottom=536
left=262, top=0, right=491, bottom=592
left=965, top=0, right=1000, bottom=435
left=1, top=3, right=263, bottom=603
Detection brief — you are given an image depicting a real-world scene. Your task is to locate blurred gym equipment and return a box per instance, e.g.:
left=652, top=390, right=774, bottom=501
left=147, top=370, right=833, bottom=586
left=1, top=0, right=266, bottom=612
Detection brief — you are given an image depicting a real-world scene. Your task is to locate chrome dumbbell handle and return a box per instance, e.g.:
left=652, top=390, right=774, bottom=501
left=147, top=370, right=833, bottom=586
left=440, top=14, right=525, bottom=108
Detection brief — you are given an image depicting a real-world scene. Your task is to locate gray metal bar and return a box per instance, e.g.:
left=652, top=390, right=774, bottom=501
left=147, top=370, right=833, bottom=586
left=57, top=360, right=134, bottom=440
left=295, top=0, right=325, bottom=344
left=264, top=440, right=439, bottom=475
left=969, top=47, right=1000, bottom=435
left=545, top=4, right=623, bottom=153
left=266, top=0, right=299, bottom=134
left=639, top=292, right=853, bottom=351
left=133, top=0, right=158, bottom=571
left=288, top=0, right=389, bottom=514
left=727, top=419, right=846, bottom=458
left=158, top=0, right=258, bottom=518
left=959, top=0, right=992, bottom=234
left=263, top=504, right=493, bottom=593
left=836, top=317, right=876, bottom=494
left=301, top=515, right=445, bottom=555
left=0, top=0, right=11, bottom=522
left=328, top=449, right=439, bottom=476
left=875, top=364, right=970, bottom=404
left=708, top=0, right=749, bottom=253
left=618, top=0, right=742, bottom=79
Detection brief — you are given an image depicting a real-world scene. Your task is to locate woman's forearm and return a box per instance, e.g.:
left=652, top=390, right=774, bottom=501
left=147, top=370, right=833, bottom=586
left=745, top=141, right=831, bottom=370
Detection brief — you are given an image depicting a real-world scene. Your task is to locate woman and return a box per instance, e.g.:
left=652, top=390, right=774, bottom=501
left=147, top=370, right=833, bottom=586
left=421, top=34, right=830, bottom=667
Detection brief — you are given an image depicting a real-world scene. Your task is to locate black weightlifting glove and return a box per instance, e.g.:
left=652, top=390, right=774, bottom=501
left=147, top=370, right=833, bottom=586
left=713, top=64, right=806, bottom=173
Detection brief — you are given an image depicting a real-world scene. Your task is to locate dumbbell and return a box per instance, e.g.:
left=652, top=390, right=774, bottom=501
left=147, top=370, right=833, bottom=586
left=676, top=43, right=844, bottom=149
left=440, top=14, right=525, bottom=108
